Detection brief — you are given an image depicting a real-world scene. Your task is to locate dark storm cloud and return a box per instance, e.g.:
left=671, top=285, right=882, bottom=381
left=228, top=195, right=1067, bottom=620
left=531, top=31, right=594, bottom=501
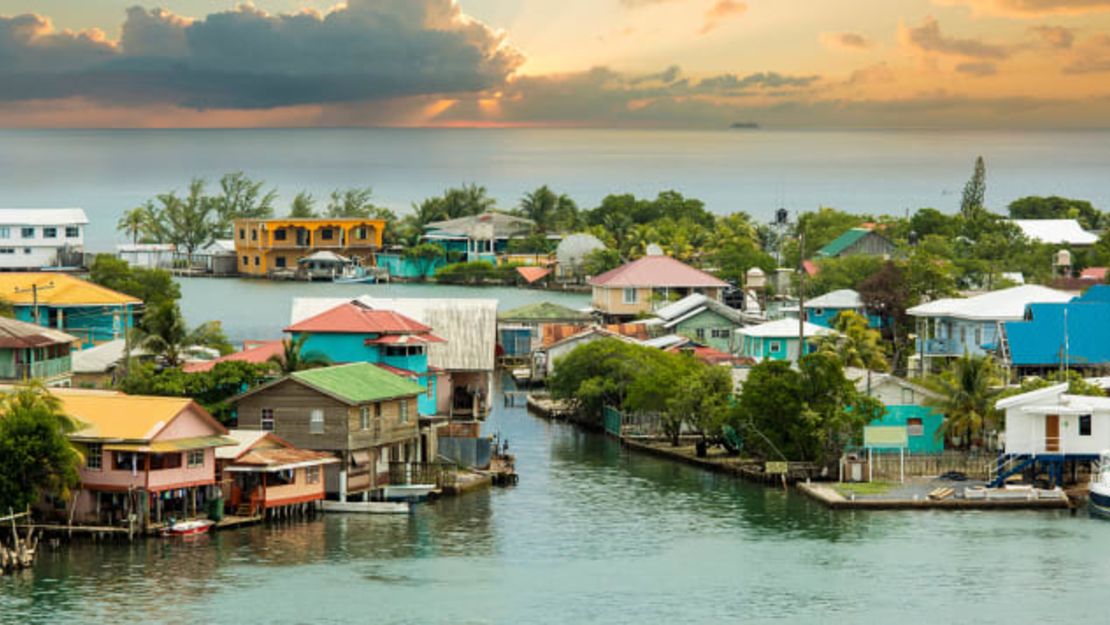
left=0, top=1, right=522, bottom=108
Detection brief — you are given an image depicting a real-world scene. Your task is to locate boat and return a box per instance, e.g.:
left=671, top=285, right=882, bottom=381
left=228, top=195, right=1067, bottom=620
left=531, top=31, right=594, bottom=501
left=333, top=264, right=377, bottom=285
left=321, top=500, right=411, bottom=514
left=382, top=484, right=438, bottom=502
left=1090, top=450, right=1110, bottom=516
left=162, top=519, right=214, bottom=536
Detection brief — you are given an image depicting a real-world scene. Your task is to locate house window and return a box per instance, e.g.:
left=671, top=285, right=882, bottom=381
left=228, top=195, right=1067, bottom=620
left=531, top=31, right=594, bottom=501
left=310, top=409, right=325, bottom=434
left=251, top=230, right=257, bottom=241
left=426, top=378, right=434, bottom=399
left=901, top=388, right=915, bottom=404
left=254, top=256, right=260, bottom=266
left=187, top=449, right=204, bottom=468
left=360, top=406, right=370, bottom=430
left=275, top=257, right=287, bottom=268
left=357, top=226, right=368, bottom=239
left=261, top=408, right=274, bottom=431
left=711, top=328, right=731, bottom=339
left=65, top=226, right=79, bottom=238
left=399, top=400, right=410, bottom=423
left=0, top=249, right=12, bottom=254
left=239, top=228, right=246, bottom=240
left=274, top=229, right=287, bottom=241
left=375, top=403, right=382, bottom=418
left=769, top=341, right=781, bottom=354
left=242, top=256, right=249, bottom=266
left=1080, top=414, right=1092, bottom=436
left=20, top=227, right=34, bottom=239
left=42, top=227, right=57, bottom=239
left=813, top=308, right=825, bottom=317
left=306, top=466, right=321, bottom=484
left=149, top=453, right=182, bottom=470
left=321, top=228, right=333, bottom=240
left=959, top=326, right=966, bottom=345
left=907, top=418, right=924, bottom=437
left=0, top=227, right=9, bottom=238
left=975, top=327, right=982, bottom=346
left=23, top=248, right=30, bottom=255
left=622, top=288, right=637, bottom=304
left=86, top=443, right=102, bottom=470
left=696, top=328, right=706, bottom=340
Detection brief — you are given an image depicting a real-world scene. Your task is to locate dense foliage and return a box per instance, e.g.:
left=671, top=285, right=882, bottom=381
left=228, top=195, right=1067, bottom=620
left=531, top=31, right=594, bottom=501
left=0, top=384, right=82, bottom=512
left=118, top=361, right=273, bottom=424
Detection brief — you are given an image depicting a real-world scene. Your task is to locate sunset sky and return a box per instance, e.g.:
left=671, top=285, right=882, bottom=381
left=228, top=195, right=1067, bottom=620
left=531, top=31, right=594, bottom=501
left=2, top=0, right=1109, bottom=128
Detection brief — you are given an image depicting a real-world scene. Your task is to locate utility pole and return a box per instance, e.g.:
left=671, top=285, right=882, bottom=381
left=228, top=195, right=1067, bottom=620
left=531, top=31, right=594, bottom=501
left=797, top=227, right=805, bottom=361
left=14, top=281, right=55, bottom=326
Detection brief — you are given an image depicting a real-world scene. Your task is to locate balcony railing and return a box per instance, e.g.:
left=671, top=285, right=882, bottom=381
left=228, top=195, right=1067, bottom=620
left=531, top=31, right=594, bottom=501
left=916, top=337, right=954, bottom=356
left=0, top=355, right=71, bottom=380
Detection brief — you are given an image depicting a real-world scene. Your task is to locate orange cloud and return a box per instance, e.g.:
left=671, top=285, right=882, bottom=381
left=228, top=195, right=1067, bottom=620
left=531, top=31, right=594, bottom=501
left=936, top=0, right=1110, bottom=17
left=821, top=32, right=874, bottom=50
left=700, top=0, right=747, bottom=35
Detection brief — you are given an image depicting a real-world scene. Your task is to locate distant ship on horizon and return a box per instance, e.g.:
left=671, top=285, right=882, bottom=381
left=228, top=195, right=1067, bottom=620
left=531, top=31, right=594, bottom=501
left=729, top=122, right=760, bottom=129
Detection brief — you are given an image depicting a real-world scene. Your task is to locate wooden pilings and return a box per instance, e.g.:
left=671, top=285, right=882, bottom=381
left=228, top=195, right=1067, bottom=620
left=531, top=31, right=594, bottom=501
left=0, top=509, right=36, bottom=575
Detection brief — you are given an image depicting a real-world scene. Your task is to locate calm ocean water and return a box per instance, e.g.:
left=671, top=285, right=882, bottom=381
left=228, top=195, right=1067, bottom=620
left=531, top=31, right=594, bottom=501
left=1, top=128, right=1108, bottom=251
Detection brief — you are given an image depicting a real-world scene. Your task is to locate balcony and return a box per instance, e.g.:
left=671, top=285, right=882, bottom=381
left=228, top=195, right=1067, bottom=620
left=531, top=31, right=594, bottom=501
left=0, top=355, right=72, bottom=381
left=916, top=337, right=955, bottom=356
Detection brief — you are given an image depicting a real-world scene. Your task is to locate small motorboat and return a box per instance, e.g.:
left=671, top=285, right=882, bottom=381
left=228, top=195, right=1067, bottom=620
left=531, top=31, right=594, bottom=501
left=322, top=500, right=410, bottom=514
left=382, top=484, right=438, bottom=502
left=333, top=265, right=377, bottom=284
left=1090, top=450, right=1110, bottom=517
left=162, top=519, right=215, bottom=537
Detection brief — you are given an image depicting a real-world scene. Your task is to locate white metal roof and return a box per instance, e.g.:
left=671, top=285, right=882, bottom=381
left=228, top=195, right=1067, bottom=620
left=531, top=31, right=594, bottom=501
left=906, top=285, right=1074, bottom=321
left=0, top=208, right=88, bottom=226
left=804, top=289, right=862, bottom=310
left=738, top=319, right=833, bottom=338
left=215, top=429, right=270, bottom=460
left=1012, top=219, right=1098, bottom=246
left=640, top=334, right=690, bottom=349
left=72, top=339, right=153, bottom=373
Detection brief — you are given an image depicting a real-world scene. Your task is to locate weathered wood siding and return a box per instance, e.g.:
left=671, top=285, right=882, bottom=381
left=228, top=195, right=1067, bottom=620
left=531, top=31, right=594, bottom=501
left=237, top=379, right=351, bottom=451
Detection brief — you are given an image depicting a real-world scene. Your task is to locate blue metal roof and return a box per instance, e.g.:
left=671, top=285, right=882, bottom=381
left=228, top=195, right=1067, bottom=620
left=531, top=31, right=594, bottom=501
left=1005, top=288, right=1110, bottom=366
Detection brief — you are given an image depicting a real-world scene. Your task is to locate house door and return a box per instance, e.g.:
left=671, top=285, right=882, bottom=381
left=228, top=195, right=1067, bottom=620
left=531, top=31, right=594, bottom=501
left=1045, top=414, right=1060, bottom=452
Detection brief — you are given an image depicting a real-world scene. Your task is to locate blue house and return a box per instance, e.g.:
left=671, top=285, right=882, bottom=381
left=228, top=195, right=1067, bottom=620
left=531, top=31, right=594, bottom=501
left=0, top=273, right=140, bottom=348
left=803, top=289, right=880, bottom=329
left=284, top=301, right=445, bottom=416
left=1002, top=284, right=1110, bottom=375
left=376, top=252, right=446, bottom=281
left=738, top=319, right=834, bottom=363
left=908, top=284, right=1073, bottom=375
left=854, top=372, right=944, bottom=453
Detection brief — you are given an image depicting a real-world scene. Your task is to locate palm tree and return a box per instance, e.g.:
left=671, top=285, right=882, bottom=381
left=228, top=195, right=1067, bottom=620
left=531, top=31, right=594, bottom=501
left=0, top=381, right=82, bottom=512
left=268, top=335, right=331, bottom=375
left=117, top=206, right=152, bottom=244
left=140, top=302, right=189, bottom=367
left=926, top=353, right=1002, bottom=449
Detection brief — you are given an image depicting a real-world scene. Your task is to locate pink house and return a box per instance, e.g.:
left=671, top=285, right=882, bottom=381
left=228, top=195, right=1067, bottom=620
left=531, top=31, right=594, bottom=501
left=57, top=390, right=235, bottom=528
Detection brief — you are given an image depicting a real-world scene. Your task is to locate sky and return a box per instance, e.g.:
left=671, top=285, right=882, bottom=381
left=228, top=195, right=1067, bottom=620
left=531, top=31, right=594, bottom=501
left=1, top=0, right=1109, bottom=128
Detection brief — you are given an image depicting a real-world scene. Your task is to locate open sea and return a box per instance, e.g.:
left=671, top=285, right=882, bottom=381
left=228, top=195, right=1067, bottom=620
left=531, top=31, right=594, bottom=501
left=0, top=128, right=1108, bottom=251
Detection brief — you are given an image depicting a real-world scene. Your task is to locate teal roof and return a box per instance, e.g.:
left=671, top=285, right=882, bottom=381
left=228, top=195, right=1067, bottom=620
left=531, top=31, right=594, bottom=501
left=498, top=301, right=592, bottom=323
left=815, top=228, right=870, bottom=258
left=291, top=363, right=425, bottom=404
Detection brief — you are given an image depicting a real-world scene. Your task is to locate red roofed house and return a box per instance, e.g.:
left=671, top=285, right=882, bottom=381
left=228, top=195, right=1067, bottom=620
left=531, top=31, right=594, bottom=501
left=216, top=430, right=339, bottom=518
left=183, top=339, right=286, bottom=373
left=284, top=301, right=446, bottom=416
left=588, top=253, right=729, bottom=320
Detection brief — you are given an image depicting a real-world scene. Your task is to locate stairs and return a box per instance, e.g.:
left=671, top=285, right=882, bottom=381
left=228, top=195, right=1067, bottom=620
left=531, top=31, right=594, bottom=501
left=235, top=504, right=252, bottom=517
left=988, top=454, right=1037, bottom=488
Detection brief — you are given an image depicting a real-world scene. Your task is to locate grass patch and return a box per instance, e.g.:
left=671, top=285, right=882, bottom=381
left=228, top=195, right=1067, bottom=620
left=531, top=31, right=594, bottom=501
left=833, top=482, right=899, bottom=497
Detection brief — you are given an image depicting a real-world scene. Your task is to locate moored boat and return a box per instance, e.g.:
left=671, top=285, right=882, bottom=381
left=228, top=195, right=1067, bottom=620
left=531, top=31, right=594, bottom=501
left=162, top=519, right=215, bottom=536
left=321, top=500, right=411, bottom=514
left=1089, top=450, right=1110, bottom=517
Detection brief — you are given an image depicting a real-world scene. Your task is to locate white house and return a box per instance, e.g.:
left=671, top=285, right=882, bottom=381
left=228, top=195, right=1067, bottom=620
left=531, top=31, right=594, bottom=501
left=996, top=383, right=1110, bottom=459
left=0, top=209, right=87, bottom=269
left=117, top=243, right=176, bottom=269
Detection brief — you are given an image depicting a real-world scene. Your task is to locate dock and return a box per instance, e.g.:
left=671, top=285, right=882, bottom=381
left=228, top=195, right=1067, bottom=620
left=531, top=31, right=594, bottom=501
left=797, top=481, right=1071, bottom=510
left=619, top=437, right=818, bottom=485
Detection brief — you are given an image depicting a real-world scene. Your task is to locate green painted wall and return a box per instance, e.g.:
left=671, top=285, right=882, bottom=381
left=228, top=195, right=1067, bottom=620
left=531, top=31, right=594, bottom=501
left=672, top=309, right=739, bottom=353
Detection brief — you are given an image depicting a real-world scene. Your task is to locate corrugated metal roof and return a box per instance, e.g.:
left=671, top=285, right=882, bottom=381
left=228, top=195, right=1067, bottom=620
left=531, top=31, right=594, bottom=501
left=216, top=429, right=272, bottom=460
left=654, top=293, right=744, bottom=325
left=1004, top=287, right=1110, bottom=366
left=57, top=392, right=222, bottom=442
left=804, top=289, right=862, bottom=309
left=0, top=273, right=140, bottom=307
left=907, top=285, right=1073, bottom=321
left=588, top=255, right=728, bottom=288
left=815, top=228, right=871, bottom=258
left=1012, top=219, right=1098, bottom=245
left=424, top=212, right=534, bottom=239
left=498, top=302, right=592, bottom=323
left=0, top=316, right=76, bottom=348
left=516, top=266, right=551, bottom=284
left=286, top=302, right=436, bottom=336
left=182, top=340, right=285, bottom=373
left=291, top=362, right=426, bottom=404
left=0, top=208, right=88, bottom=226
left=738, top=319, right=833, bottom=338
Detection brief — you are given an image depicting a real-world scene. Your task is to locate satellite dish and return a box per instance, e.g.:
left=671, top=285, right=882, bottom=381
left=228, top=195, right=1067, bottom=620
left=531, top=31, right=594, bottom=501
left=645, top=243, right=665, bottom=256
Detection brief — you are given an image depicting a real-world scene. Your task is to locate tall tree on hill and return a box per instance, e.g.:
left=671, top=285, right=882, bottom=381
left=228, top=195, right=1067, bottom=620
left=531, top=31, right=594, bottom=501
left=961, top=156, right=987, bottom=219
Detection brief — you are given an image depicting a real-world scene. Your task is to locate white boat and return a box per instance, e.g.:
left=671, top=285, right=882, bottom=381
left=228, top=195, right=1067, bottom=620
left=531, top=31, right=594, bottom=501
left=322, top=500, right=411, bottom=514
left=162, top=519, right=214, bottom=536
left=382, top=484, right=438, bottom=502
left=333, top=265, right=377, bottom=284
left=1090, top=450, right=1110, bottom=517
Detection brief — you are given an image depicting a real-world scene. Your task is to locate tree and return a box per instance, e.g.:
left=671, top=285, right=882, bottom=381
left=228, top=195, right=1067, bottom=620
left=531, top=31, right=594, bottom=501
left=118, top=361, right=272, bottom=423
left=289, top=191, right=317, bottom=218
left=783, top=207, right=867, bottom=267
left=268, top=335, right=331, bottom=374
left=817, top=311, right=889, bottom=372
left=211, top=172, right=276, bottom=237
left=806, top=255, right=884, bottom=296
left=548, top=339, right=656, bottom=425
left=0, top=383, right=82, bottom=512
left=960, top=156, right=987, bottom=219
left=858, top=261, right=912, bottom=373
left=519, top=186, right=579, bottom=233
left=326, top=187, right=377, bottom=218
left=402, top=243, right=446, bottom=282
left=731, top=361, right=805, bottom=460
left=89, top=254, right=181, bottom=310
left=926, top=353, right=1002, bottom=449
left=150, top=179, right=218, bottom=260
left=909, top=207, right=958, bottom=239
left=186, top=321, right=234, bottom=356
left=141, top=301, right=189, bottom=367
left=440, top=184, right=495, bottom=218
left=117, top=206, right=153, bottom=244
left=1008, top=196, right=1101, bottom=230
left=581, top=247, right=621, bottom=277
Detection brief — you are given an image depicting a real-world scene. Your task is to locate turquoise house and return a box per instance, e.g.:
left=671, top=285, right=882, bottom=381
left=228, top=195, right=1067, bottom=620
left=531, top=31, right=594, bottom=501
left=856, top=373, right=944, bottom=453
left=422, top=212, right=535, bottom=262
left=376, top=252, right=446, bottom=280
left=0, top=273, right=140, bottom=348
left=649, top=294, right=746, bottom=354
left=284, top=301, right=445, bottom=416
left=803, top=289, right=881, bottom=329
left=738, top=319, right=833, bottom=363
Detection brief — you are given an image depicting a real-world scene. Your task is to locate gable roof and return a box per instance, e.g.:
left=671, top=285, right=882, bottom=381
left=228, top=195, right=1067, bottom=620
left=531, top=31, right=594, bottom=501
left=182, top=340, right=285, bottom=373
left=588, top=255, right=728, bottom=289
left=995, top=383, right=1068, bottom=410
left=1012, top=219, right=1098, bottom=246
left=216, top=429, right=277, bottom=460
left=804, top=289, right=863, bottom=310
left=1003, top=292, right=1110, bottom=366
left=907, top=285, right=1074, bottom=321
left=0, top=273, right=140, bottom=307
left=291, top=297, right=496, bottom=371
left=498, top=301, right=592, bottom=323
left=290, top=362, right=425, bottom=404
left=652, top=293, right=745, bottom=327
left=56, top=391, right=227, bottom=442
left=0, top=316, right=76, bottom=348
left=424, top=212, right=535, bottom=239
left=543, top=326, right=640, bottom=352
left=738, top=319, right=834, bottom=339
left=516, top=266, right=551, bottom=284
left=286, top=301, right=436, bottom=336
left=0, top=208, right=88, bottom=226
left=815, top=228, right=876, bottom=258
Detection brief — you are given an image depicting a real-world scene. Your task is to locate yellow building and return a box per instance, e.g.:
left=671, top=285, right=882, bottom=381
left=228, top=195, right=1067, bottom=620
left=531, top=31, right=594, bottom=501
left=233, top=218, right=386, bottom=277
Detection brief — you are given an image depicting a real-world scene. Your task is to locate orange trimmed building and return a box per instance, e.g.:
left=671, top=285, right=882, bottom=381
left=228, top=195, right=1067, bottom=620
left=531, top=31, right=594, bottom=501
left=216, top=430, right=338, bottom=518
left=233, top=217, right=386, bottom=277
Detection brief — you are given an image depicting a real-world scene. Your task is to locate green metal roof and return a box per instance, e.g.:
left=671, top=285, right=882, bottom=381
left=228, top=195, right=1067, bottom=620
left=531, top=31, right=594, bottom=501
left=498, top=301, right=592, bottom=323
left=291, top=363, right=425, bottom=405
left=815, top=228, right=870, bottom=258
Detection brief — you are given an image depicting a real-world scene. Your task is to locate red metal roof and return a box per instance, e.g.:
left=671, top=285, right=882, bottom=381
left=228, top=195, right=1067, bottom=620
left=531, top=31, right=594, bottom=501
left=182, top=339, right=285, bottom=373
left=285, top=302, right=435, bottom=335
left=364, top=333, right=445, bottom=345
left=1081, top=267, right=1108, bottom=281
left=233, top=447, right=338, bottom=468
left=516, top=266, right=552, bottom=284
left=588, top=255, right=727, bottom=288
left=374, top=363, right=419, bottom=378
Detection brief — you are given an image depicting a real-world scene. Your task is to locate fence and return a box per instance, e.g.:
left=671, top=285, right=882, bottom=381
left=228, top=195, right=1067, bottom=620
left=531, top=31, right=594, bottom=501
left=388, top=462, right=456, bottom=487
left=860, top=450, right=995, bottom=481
